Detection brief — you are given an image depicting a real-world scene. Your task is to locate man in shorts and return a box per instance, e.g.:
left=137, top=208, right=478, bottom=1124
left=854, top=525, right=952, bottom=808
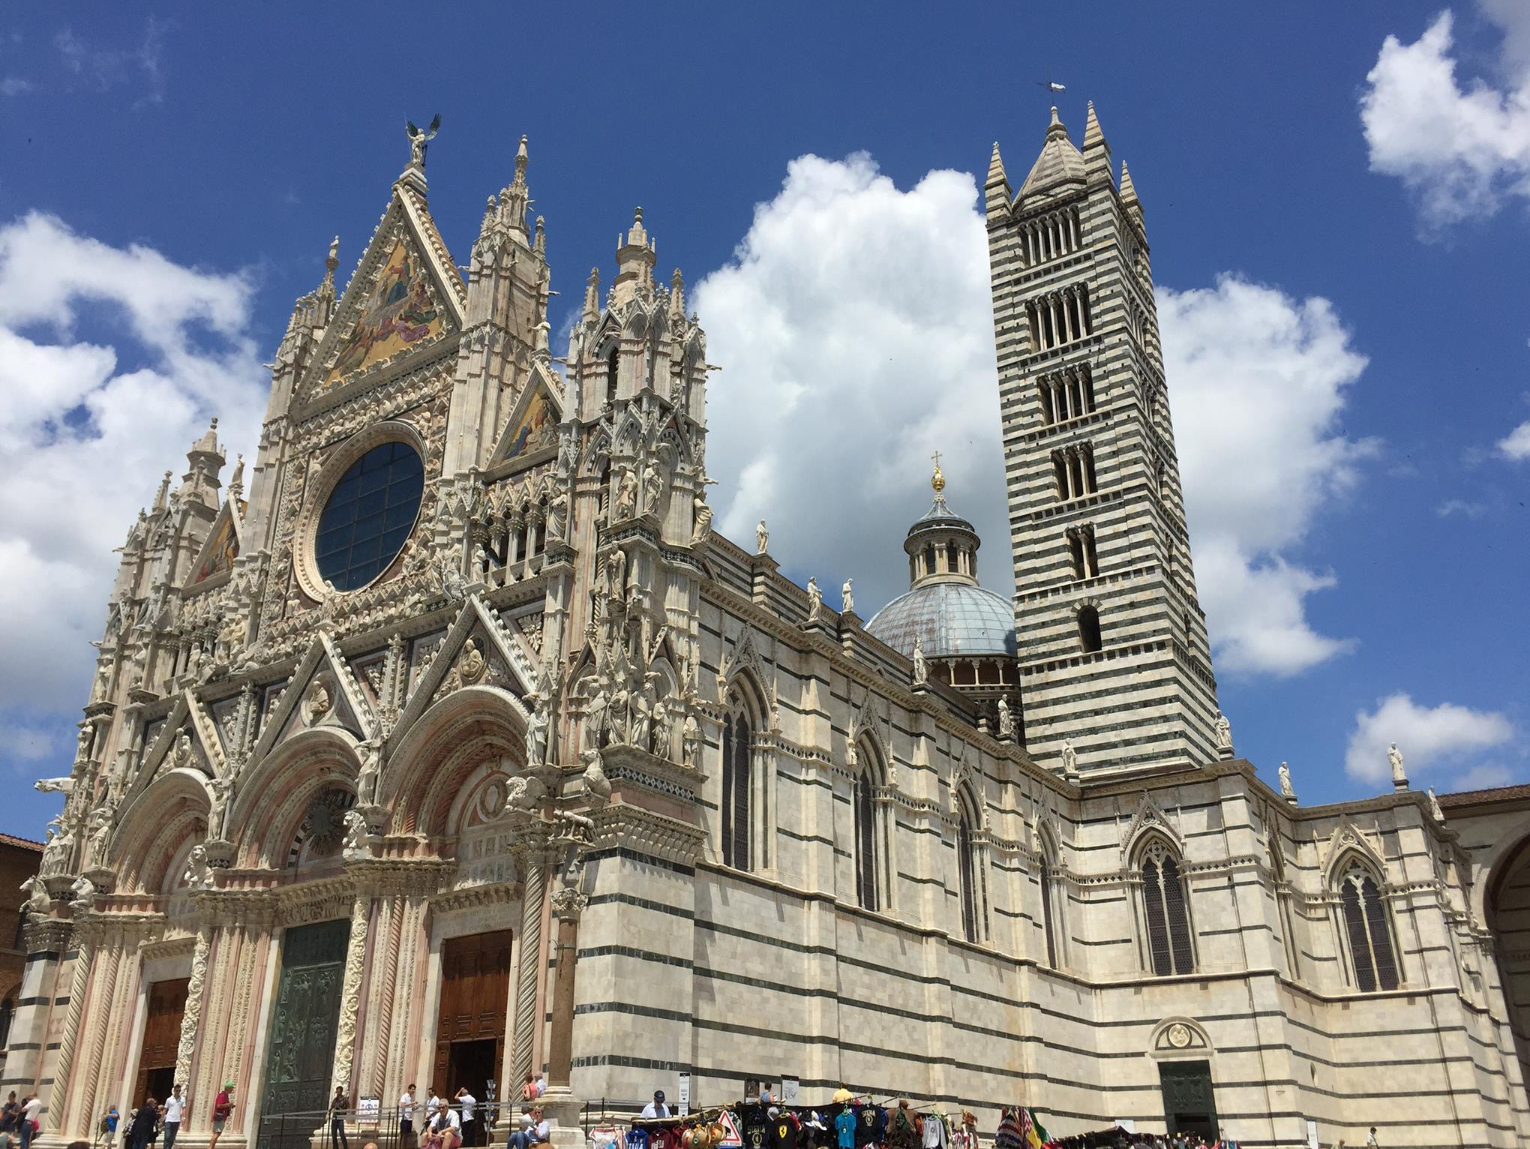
left=209, top=1084, right=234, bottom=1149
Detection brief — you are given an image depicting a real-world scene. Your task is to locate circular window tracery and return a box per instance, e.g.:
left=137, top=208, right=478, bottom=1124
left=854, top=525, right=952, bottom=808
left=314, top=440, right=423, bottom=591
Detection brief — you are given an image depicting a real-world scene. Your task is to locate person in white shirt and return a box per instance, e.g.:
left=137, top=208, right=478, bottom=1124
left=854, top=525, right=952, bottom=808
left=454, top=1089, right=477, bottom=1147
left=425, top=1091, right=442, bottom=1124
left=162, top=1085, right=185, bottom=1149
left=425, top=1106, right=460, bottom=1149
left=528, top=1107, right=550, bottom=1145
left=532, top=1074, right=546, bottom=1099
left=639, top=1091, right=670, bottom=1119
left=399, top=1085, right=416, bottom=1148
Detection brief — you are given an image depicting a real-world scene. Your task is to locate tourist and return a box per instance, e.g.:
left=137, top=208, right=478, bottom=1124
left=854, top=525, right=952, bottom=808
left=528, top=1107, right=550, bottom=1147
left=125, top=1098, right=158, bottom=1149
left=161, top=1086, right=184, bottom=1149
left=639, top=1092, right=669, bottom=1120
left=508, top=1114, right=533, bottom=1149
left=424, top=1104, right=461, bottom=1149
left=329, top=1087, right=349, bottom=1149
left=399, top=1084, right=416, bottom=1149
left=426, top=1089, right=442, bottom=1126
left=520, top=1075, right=537, bottom=1104
left=1365, top=1129, right=1379, bottom=1148
left=209, top=1084, right=233, bottom=1149
left=532, top=1074, right=546, bottom=1099
left=19, top=1094, right=41, bottom=1149
left=454, top=1088, right=477, bottom=1148
left=100, top=1106, right=120, bottom=1149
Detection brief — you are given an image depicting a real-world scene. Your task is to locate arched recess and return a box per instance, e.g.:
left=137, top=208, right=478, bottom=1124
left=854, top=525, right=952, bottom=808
left=1134, top=830, right=1195, bottom=977
left=1485, top=833, right=1530, bottom=1087
left=1036, top=823, right=1067, bottom=969
left=231, top=728, right=361, bottom=869
left=380, top=685, right=528, bottom=839
left=1268, top=838, right=1301, bottom=977
left=111, top=768, right=213, bottom=894
left=720, top=669, right=770, bottom=873
left=954, top=780, right=989, bottom=945
left=1330, top=851, right=1401, bottom=993
left=848, top=733, right=894, bottom=914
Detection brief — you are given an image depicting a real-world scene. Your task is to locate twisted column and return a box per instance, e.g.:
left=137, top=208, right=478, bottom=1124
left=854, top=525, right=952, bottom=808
left=49, top=931, right=91, bottom=1132
left=368, top=898, right=404, bottom=1096
left=509, top=853, right=548, bottom=1083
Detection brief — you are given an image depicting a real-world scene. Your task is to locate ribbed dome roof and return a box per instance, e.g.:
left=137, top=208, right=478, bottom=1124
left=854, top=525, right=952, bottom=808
left=1018, top=107, right=1085, bottom=200
left=867, top=582, right=1017, bottom=659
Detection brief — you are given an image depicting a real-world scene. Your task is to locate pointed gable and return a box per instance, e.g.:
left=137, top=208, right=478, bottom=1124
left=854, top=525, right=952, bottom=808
left=491, top=363, right=564, bottom=471
left=185, top=497, right=245, bottom=589
left=302, top=182, right=466, bottom=402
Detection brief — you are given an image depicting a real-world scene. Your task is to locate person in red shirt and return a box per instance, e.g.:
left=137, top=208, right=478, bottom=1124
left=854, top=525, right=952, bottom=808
left=209, top=1084, right=234, bottom=1149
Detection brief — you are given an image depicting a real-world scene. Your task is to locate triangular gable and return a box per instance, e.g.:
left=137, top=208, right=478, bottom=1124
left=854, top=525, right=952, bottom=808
left=249, top=630, right=375, bottom=761
left=389, top=595, right=536, bottom=750
left=1121, top=791, right=1183, bottom=859
left=185, top=498, right=245, bottom=590
left=301, top=184, right=465, bottom=401
left=131, top=692, right=216, bottom=802
left=491, top=363, right=564, bottom=471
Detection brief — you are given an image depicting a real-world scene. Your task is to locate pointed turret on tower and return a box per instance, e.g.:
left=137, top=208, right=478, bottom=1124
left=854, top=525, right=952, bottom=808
left=985, top=102, right=1218, bottom=776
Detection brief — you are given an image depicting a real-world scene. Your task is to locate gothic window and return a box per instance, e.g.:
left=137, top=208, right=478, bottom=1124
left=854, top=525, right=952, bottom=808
left=853, top=757, right=878, bottom=912
left=957, top=796, right=982, bottom=943
left=1052, top=452, right=1069, bottom=500
left=1139, top=839, right=1195, bottom=976
left=605, top=347, right=619, bottom=407
left=1039, top=381, right=1056, bottom=425
left=1069, top=531, right=1085, bottom=579
left=1038, top=836, right=1065, bottom=968
left=720, top=703, right=753, bottom=871
left=1271, top=844, right=1300, bottom=977
left=1337, top=861, right=1400, bottom=992
left=1082, top=445, right=1098, bottom=493
left=1068, top=527, right=1099, bottom=580
left=1077, top=605, right=1102, bottom=653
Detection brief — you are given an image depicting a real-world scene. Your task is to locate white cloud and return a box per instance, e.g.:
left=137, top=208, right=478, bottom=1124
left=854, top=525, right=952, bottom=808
left=0, top=77, right=32, bottom=97
left=0, top=211, right=264, bottom=719
left=1360, top=9, right=1530, bottom=230
left=1159, top=276, right=1375, bottom=676
left=696, top=156, right=1372, bottom=679
left=694, top=154, right=1009, bottom=617
left=54, top=18, right=169, bottom=107
left=0, top=720, right=59, bottom=766
left=1437, top=497, right=1488, bottom=517
left=1456, top=763, right=1517, bottom=790
left=1498, top=418, right=1530, bottom=459
left=1345, top=692, right=1514, bottom=783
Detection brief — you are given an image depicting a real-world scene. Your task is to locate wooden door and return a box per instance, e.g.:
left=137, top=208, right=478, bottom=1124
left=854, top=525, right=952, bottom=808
left=433, top=931, right=512, bottom=1091
left=131, top=978, right=189, bottom=1105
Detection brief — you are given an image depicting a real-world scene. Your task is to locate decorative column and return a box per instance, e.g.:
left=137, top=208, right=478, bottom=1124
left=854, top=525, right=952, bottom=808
left=330, top=890, right=375, bottom=1094
left=545, top=884, right=587, bottom=1087
left=173, top=920, right=212, bottom=1088
left=46, top=927, right=92, bottom=1129
left=509, top=839, right=550, bottom=1084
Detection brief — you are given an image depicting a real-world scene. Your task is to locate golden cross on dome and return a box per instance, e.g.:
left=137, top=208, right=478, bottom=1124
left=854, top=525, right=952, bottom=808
left=931, top=450, right=946, bottom=492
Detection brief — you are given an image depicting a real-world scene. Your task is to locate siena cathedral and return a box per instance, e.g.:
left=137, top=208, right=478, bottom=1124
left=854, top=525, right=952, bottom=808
left=7, top=104, right=1530, bottom=1149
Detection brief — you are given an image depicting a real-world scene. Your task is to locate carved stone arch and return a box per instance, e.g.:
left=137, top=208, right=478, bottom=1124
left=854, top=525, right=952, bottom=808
left=612, top=410, right=645, bottom=456
left=1131, top=825, right=1184, bottom=871
left=580, top=430, right=613, bottom=477
left=717, top=625, right=769, bottom=707
left=1122, top=791, right=1183, bottom=861
left=380, top=683, right=528, bottom=837
left=1036, top=816, right=1062, bottom=866
left=234, top=728, right=362, bottom=868
left=111, top=767, right=214, bottom=892
left=623, top=307, right=648, bottom=337
left=722, top=665, right=769, bottom=731
left=1147, top=1016, right=1214, bottom=1060
left=1322, top=819, right=1388, bottom=885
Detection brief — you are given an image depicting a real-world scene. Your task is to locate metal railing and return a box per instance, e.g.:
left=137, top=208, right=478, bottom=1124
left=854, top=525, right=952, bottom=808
left=255, top=1100, right=615, bottom=1149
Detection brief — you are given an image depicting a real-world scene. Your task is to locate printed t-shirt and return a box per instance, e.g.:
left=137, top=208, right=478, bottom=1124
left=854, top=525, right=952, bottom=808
left=740, top=1107, right=770, bottom=1149
left=852, top=1107, right=883, bottom=1149
left=835, top=1110, right=856, bottom=1149
left=768, top=1113, right=799, bottom=1149
left=626, top=1129, right=651, bottom=1149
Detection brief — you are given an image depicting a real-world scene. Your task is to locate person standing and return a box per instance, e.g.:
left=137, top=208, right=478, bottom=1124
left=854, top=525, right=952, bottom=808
left=208, top=1084, right=234, bottom=1149
left=1365, top=1130, right=1379, bottom=1148
left=640, top=1093, right=669, bottom=1120
left=125, top=1099, right=158, bottom=1149
left=160, top=1086, right=184, bottom=1149
left=328, top=1087, right=349, bottom=1149
left=19, top=1093, right=42, bottom=1149
left=399, top=1085, right=416, bottom=1149
left=454, top=1089, right=477, bottom=1148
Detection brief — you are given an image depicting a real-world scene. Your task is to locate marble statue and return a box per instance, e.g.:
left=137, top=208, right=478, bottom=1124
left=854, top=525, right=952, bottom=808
left=614, top=468, right=638, bottom=519
left=691, top=496, right=713, bottom=543
left=1389, top=743, right=1407, bottom=788
left=85, top=805, right=112, bottom=869
left=581, top=747, right=611, bottom=802
left=842, top=579, right=854, bottom=614
left=912, top=634, right=927, bottom=686
left=682, top=713, right=701, bottom=768
left=756, top=520, right=769, bottom=554
left=584, top=685, right=610, bottom=749
left=1060, top=742, right=1078, bottom=777
left=20, top=877, right=47, bottom=915
left=1428, top=787, right=1445, bottom=822
left=806, top=577, right=822, bottom=622
left=1214, top=711, right=1232, bottom=752
left=526, top=695, right=550, bottom=767
left=34, top=777, right=72, bottom=796
left=342, top=808, right=370, bottom=854
left=652, top=696, right=673, bottom=758
left=405, top=113, right=441, bottom=166
left=997, top=696, right=1015, bottom=739
left=643, top=464, right=665, bottom=514
left=1278, top=761, right=1295, bottom=800
left=184, top=844, right=214, bottom=890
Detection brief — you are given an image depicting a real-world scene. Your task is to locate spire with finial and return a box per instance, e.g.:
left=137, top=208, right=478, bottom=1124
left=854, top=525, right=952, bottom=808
left=1119, top=160, right=1139, bottom=204
left=153, top=470, right=172, bottom=512
left=533, top=215, right=546, bottom=258
left=582, top=267, right=601, bottom=325
left=669, top=268, right=686, bottom=320
left=401, top=114, right=440, bottom=190
left=984, top=140, right=1012, bottom=217
left=228, top=454, right=245, bottom=502
left=931, top=449, right=946, bottom=493
left=321, top=236, right=339, bottom=296
left=1017, top=104, right=1086, bottom=203
left=1083, top=100, right=1113, bottom=183
left=500, top=134, right=532, bottom=234
left=611, top=207, right=658, bottom=308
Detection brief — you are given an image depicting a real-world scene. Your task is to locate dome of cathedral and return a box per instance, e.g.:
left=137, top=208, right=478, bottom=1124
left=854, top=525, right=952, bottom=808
left=866, top=459, right=1017, bottom=659
left=866, top=581, right=1017, bottom=659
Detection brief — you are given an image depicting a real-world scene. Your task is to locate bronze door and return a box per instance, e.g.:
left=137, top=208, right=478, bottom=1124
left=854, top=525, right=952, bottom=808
left=256, top=920, right=350, bottom=1149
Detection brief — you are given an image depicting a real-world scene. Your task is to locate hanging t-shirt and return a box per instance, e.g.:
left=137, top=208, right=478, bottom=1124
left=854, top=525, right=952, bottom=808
left=852, top=1106, right=884, bottom=1149
left=993, top=1111, right=1022, bottom=1149
left=627, top=1129, right=651, bottom=1149
left=834, top=1110, right=855, bottom=1149
left=768, top=1113, right=799, bottom=1149
left=740, top=1108, right=770, bottom=1149
left=920, top=1116, right=947, bottom=1149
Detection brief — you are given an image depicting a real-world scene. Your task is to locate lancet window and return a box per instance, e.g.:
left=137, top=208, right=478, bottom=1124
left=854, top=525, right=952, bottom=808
left=1337, top=860, right=1400, bottom=992
left=1139, top=837, right=1195, bottom=976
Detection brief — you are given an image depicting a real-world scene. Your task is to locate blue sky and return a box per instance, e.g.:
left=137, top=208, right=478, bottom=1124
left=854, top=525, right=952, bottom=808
left=1, top=4, right=1527, bottom=840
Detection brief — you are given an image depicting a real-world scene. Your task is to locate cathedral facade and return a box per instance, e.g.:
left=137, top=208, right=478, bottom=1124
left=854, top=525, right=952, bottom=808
left=6, top=108, right=1528, bottom=1149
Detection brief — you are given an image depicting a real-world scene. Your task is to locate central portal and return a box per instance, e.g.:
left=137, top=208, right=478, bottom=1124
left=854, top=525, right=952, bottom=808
left=434, top=929, right=513, bottom=1133
left=256, top=919, right=351, bottom=1149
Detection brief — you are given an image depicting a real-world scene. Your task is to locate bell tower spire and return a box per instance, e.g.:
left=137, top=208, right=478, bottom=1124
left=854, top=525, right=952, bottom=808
left=985, top=102, right=1219, bottom=776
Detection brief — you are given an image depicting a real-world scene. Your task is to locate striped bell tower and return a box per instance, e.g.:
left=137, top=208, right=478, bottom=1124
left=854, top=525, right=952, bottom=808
left=985, top=103, right=1220, bottom=775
